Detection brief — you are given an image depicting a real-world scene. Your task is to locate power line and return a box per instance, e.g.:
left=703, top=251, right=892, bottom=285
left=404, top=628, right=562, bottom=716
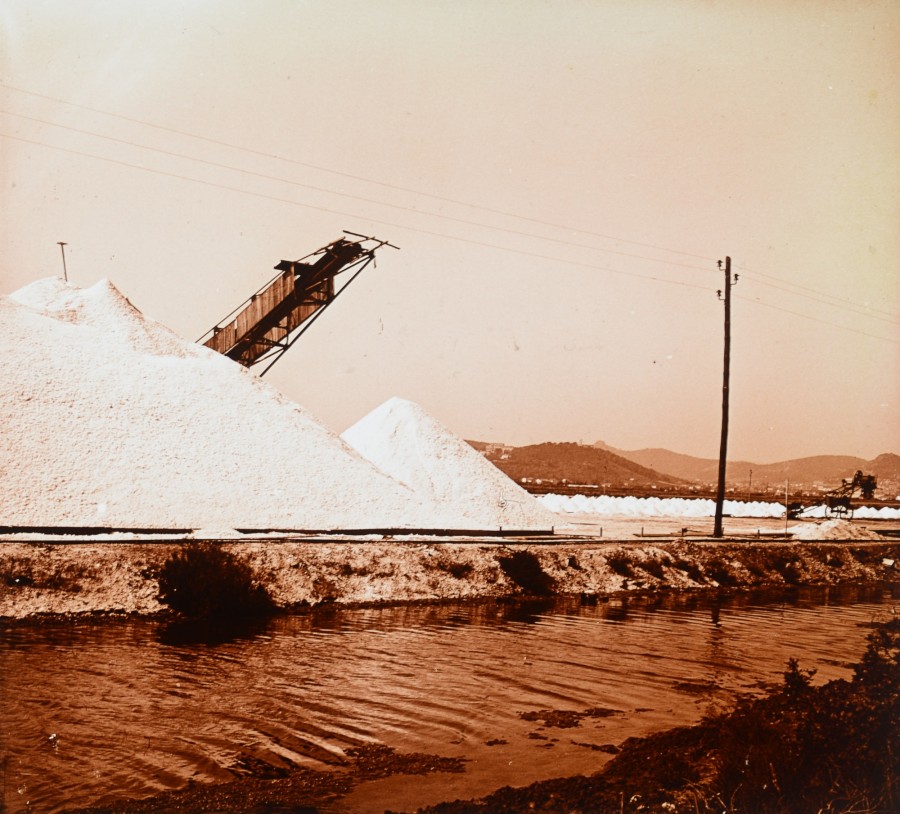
left=10, top=97, right=896, bottom=328
left=735, top=294, right=900, bottom=345
left=0, top=131, right=715, bottom=293
left=0, top=81, right=718, bottom=262
left=742, top=272, right=899, bottom=327
left=4, top=129, right=897, bottom=347
left=1, top=108, right=714, bottom=275
left=738, top=264, right=898, bottom=322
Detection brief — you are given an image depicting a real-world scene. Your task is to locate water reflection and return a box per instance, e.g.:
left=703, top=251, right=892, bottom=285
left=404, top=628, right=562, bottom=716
left=602, top=596, right=629, bottom=622
left=0, top=584, right=893, bottom=814
left=157, top=615, right=275, bottom=647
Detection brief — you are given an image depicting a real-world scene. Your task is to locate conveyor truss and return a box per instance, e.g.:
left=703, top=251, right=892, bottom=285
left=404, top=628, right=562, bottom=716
left=198, top=232, right=397, bottom=375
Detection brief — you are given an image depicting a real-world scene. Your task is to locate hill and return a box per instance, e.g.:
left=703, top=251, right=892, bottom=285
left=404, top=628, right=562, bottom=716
left=470, top=438, right=900, bottom=497
left=595, top=443, right=900, bottom=495
left=478, top=442, right=686, bottom=488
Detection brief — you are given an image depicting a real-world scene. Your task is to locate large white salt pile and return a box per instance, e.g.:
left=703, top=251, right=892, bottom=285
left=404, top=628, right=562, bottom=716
left=0, top=278, right=471, bottom=531
left=341, top=397, right=556, bottom=531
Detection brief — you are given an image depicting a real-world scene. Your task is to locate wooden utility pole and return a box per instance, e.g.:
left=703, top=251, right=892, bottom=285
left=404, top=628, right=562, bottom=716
left=713, top=256, right=737, bottom=538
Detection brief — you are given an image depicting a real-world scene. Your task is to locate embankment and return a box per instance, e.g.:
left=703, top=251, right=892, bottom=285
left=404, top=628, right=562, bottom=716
left=1, top=538, right=897, bottom=621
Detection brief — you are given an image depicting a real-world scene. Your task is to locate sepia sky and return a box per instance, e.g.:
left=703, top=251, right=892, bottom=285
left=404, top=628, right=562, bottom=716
left=2, top=0, right=898, bottom=463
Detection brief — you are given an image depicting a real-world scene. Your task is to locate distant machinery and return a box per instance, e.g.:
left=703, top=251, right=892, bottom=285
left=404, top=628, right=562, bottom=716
left=787, top=470, right=878, bottom=520
left=822, top=470, right=877, bottom=518
left=198, top=232, right=397, bottom=375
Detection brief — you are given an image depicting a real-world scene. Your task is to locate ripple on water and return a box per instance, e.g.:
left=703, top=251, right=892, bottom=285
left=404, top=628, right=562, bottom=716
left=0, top=584, right=893, bottom=814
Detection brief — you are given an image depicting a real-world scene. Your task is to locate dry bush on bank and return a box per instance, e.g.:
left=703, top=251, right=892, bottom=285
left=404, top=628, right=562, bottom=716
left=157, top=543, right=275, bottom=622
left=497, top=550, right=555, bottom=596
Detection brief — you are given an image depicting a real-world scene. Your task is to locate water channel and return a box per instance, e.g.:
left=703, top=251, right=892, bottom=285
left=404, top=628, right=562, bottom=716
left=1, top=584, right=894, bottom=814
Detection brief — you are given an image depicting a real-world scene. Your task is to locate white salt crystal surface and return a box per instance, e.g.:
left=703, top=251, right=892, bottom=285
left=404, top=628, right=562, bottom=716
left=539, top=493, right=900, bottom=521
left=0, top=278, right=472, bottom=531
left=341, top=397, right=556, bottom=531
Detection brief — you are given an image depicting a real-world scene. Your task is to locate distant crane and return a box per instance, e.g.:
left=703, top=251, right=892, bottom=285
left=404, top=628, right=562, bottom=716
left=198, top=232, right=397, bottom=375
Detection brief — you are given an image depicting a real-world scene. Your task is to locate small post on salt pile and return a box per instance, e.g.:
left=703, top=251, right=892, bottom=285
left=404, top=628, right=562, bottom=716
left=57, top=241, right=69, bottom=282
left=713, top=256, right=737, bottom=538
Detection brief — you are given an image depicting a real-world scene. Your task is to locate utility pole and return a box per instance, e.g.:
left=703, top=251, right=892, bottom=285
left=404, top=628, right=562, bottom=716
left=713, top=256, right=738, bottom=538
left=57, top=242, right=69, bottom=282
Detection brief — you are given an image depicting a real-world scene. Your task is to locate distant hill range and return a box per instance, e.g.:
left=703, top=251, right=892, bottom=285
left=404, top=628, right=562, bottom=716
left=595, top=442, right=900, bottom=490
left=469, top=439, right=900, bottom=497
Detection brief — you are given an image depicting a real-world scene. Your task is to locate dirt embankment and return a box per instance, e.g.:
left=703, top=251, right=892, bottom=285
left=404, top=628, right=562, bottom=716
left=1, top=537, right=897, bottom=620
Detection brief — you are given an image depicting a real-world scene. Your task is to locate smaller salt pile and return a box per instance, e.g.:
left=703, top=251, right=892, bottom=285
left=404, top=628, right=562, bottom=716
left=0, top=278, right=468, bottom=531
left=341, top=397, right=556, bottom=531
left=790, top=519, right=884, bottom=541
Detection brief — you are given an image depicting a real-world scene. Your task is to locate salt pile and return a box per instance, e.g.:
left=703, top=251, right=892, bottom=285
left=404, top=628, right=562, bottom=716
left=538, top=493, right=900, bottom=520
left=341, top=397, right=556, bottom=531
left=0, top=278, right=472, bottom=531
left=790, top=519, right=884, bottom=541
left=539, top=493, right=786, bottom=518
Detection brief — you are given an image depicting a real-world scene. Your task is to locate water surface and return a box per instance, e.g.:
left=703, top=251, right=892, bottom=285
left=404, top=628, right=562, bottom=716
left=0, top=585, right=893, bottom=813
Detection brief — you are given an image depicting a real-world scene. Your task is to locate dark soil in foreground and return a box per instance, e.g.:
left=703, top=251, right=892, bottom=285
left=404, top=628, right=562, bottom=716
left=64, top=620, right=899, bottom=814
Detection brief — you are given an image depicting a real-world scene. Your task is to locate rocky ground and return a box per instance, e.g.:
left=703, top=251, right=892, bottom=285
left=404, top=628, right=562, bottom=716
left=1, top=517, right=897, bottom=620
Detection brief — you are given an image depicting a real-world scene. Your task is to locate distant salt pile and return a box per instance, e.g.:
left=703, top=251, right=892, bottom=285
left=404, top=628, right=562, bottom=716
left=790, top=519, right=884, bottom=541
left=539, top=494, right=787, bottom=518
left=794, top=504, right=900, bottom=520
left=539, top=493, right=900, bottom=520
left=341, top=397, right=556, bottom=531
left=0, top=278, right=471, bottom=531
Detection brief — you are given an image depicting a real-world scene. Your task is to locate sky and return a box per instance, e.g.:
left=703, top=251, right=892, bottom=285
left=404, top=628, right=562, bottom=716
left=1, top=0, right=898, bottom=463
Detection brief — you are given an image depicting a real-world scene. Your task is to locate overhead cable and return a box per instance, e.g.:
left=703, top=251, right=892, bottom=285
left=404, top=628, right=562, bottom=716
left=0, top=131, right=715, bottom=293
left=1, top=108, right=714, bottom=274
left=0, top=82, right=717, bottom=262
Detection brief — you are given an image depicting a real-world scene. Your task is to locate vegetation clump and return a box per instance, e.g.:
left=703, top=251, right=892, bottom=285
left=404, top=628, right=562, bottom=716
left=157, top=543, right=275, bottom=622
left=638, top=554, right=668, bottom=579
left=704, top=557, right=740, bottom=587
left=497, top=550, right=555, bottom=595
left=434, top=557, right=475, bottom=579
left=605, top=551, right=635, bottom=578
left=708, top=618, right=899, bottom=813
left=672, top=556, right=704, bottom=582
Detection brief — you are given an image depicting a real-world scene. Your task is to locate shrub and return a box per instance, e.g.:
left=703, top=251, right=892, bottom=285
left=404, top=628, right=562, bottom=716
left=771, top=551, right=804, bottom=584
left=434, top=558, right=475, bottom=579
left=672, top=557, right=704, bottom=582
left=605, top=551, right=635, bottom=578
left=640, top=556, right=666, bottom=580
left=157, top=543, right=275, bottom=622
left=713, top=618, right=900, bottom=813
left=497, top=550, right=555, bottom=596
left=704, top=557, right=739, bottom=587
